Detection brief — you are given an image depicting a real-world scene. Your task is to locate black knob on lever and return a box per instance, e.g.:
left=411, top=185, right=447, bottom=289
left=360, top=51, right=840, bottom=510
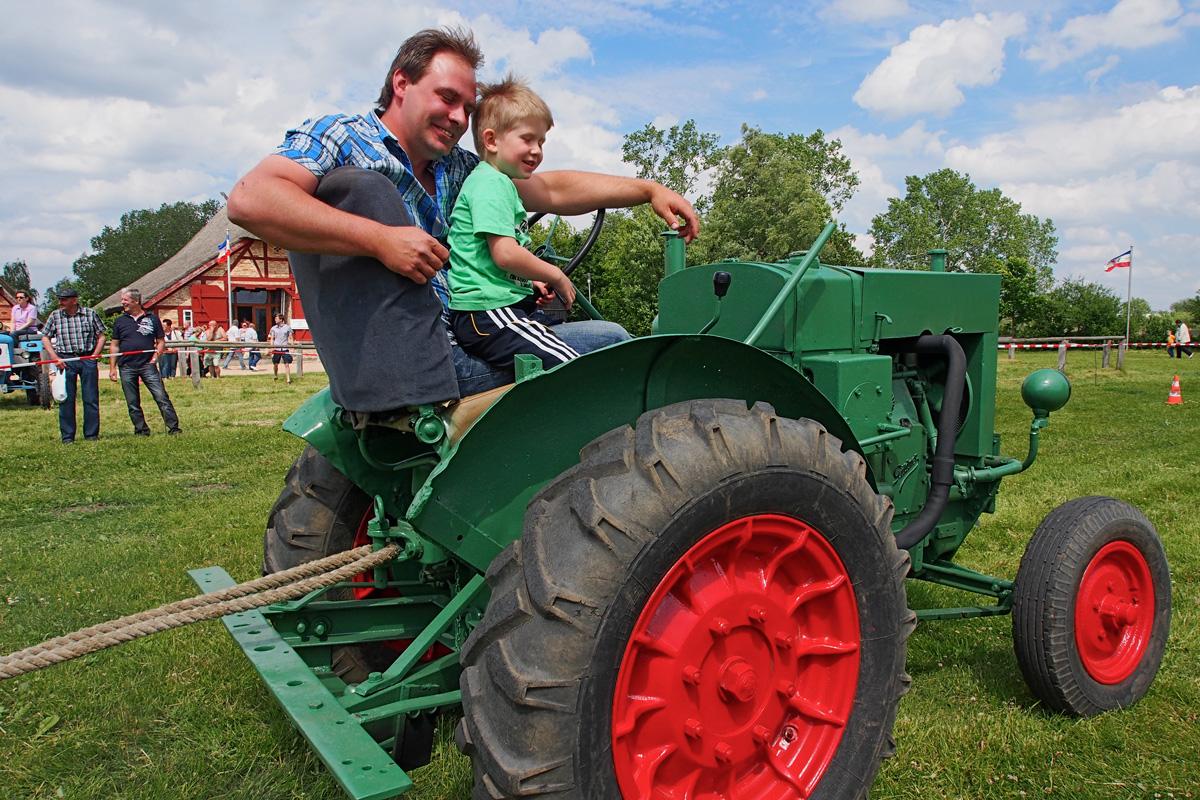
left=713, top=271, right=732, bottom=298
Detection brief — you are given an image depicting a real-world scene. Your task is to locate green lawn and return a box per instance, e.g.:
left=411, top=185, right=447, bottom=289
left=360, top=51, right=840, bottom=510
left=0, top=352, right=1196, bottom=799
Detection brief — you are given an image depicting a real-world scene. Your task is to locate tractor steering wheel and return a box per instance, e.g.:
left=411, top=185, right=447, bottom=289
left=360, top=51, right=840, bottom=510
left=524, top=209, right=606, bottom=276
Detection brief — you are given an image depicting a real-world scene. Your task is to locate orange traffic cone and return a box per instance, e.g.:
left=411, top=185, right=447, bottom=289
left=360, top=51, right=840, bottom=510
left=1167, top=375, right=1183, bottom=405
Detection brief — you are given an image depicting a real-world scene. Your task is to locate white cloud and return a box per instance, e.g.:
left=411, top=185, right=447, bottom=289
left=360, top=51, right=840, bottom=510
left=944, top=85, right=1200, bottom=183
left=750, top=88, right=768, bottom=101
left=1024, top=0, right=1198, bottom=68
left=853, top=13, right=1027, bottom=117
left=820, top=0, right=911, bottom=23
left=1085, top=54, right=1121, bottom=84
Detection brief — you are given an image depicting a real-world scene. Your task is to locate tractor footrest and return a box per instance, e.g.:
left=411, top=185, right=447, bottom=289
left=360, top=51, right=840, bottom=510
left=189, top=566, right=414, bottom=800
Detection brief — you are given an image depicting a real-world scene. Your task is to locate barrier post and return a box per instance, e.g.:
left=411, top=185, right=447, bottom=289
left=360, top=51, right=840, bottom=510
left=1118, top=341, right=1127, bottom=369
left=296, top=346, right=304, bottom=377
left=189, top=350, right=201, bottom=389
left=1057, top=341, right=1068, bottom=371
left=1102, top=340, right=1111, bottom=369
left=1008, top=343, right=1016, bottom=360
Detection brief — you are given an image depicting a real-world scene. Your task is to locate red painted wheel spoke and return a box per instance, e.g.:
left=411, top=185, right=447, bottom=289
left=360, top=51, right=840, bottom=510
left=1074, top=540, right=1155, bottom=685
left=613, top=514, right=860, bottom=799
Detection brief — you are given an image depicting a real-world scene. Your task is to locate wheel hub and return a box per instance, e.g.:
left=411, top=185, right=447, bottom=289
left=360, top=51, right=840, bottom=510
left=612, top=514, right=861, bottom=799
left=1074, top=540, right=1155, bottom=685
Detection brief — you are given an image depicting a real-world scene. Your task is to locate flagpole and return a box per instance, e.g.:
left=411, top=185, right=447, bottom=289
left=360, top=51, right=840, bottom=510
left=225, top=227, right=231, bottom=331
left=1124, top=243, right=1133, bottom=345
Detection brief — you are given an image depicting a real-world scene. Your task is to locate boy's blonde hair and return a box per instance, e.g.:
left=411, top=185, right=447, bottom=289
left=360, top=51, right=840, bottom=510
left=471, top=75, right=554, bottom=155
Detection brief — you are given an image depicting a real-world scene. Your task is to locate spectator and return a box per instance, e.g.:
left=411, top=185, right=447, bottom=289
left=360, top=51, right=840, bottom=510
left=1176, top=319, right=1193, bottom=359
left=268, top=313, right=294, bottom=384
left=109, top=288, right=181, bottom=436
left=40, top=288, right=107, bottom=443
left=221, top=320, right=248, bottom=370
left=198, top=319, right=227, bottom=378
left=1167, top=329, right=1177, bottom=359
left=243, top=320, right=261, bottom=370
left=159, top=319, right=182, bottom=378
left=9, top=290, right=39, bottom=333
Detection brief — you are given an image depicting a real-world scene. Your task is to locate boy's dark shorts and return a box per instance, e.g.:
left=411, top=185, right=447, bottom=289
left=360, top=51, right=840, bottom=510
left=272, top=351, right=293, bottom=365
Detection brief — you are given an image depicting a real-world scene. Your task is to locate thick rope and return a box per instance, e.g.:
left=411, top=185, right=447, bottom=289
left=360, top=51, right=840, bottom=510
left=0, top=544, right=377, bottom=663
left=0, top=544, right=399, bottom=681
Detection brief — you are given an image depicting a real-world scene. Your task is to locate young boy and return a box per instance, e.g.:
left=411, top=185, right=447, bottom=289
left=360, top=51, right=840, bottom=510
left=447, top=76, right=579, bottom=371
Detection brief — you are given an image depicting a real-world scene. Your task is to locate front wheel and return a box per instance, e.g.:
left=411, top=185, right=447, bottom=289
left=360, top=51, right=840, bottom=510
left=1012, top=496, right=1171, bottom=716
left=458, top=400, right=914, bottom=799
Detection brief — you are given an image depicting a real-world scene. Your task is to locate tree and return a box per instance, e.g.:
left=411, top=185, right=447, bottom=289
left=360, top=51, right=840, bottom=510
left=691, top=127, right=865, bottom=267
left=1170, top=293, right=1200, bottom=323
left=622, top=120, right=722, bottom=203
left=72, top=200, right=220, bottom=304
left=1030, top=278, right=1122, bottom=337
left=2, top=260, right=35, bottom=301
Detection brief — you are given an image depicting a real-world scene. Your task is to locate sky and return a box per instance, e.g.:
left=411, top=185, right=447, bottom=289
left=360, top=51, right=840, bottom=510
left=1, top=0, right=1198, bottom=309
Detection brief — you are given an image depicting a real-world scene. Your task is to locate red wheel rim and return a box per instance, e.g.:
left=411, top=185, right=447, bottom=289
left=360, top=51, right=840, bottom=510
left=612, top=514, right=861, bottom=799
left=1074, top=540, right=1155, bottom=685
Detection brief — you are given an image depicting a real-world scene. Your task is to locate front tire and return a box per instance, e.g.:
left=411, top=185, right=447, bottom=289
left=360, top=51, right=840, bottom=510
left=1012, top=496, right=1171, bottom=716
left=457, top=400, right=914, bottom=799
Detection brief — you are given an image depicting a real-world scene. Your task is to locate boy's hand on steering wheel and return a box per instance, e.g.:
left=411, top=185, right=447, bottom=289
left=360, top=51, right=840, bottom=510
left=550, top=273, right=576, bottom=310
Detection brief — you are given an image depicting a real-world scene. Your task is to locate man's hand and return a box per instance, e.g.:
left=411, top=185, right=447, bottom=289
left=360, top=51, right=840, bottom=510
left=373, top=226, right=449, bottom=284
left=648, top=185, right=700, bottom=243
left=109, top=369, right=118, bottom=383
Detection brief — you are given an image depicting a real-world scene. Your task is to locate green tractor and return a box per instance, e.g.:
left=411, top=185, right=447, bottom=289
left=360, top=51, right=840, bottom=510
left=195, top=222, right=1170, bottom=799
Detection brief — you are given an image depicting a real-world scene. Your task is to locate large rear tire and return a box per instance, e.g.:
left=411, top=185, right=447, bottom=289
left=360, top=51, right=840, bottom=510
left=1012, top=496, right=1170, bottom=717
left=457, top=400, right=914, bottom=799
left=263, top=444, right=383, bottom=684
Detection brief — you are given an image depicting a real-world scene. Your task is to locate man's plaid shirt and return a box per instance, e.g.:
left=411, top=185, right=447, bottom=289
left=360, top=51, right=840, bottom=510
left=275, top=111, right=479, bottom=316
left=43, top=307, right=106, bottom=355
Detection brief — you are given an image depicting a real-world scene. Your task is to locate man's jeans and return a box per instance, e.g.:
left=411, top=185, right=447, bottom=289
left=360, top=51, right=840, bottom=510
left=248, top=350, right=261, bottom=369
left=59, top=359, right=100, bottom=442
left=119, top=363, right=181, bottom=434
left=452, top=320, right=631, bottom=396
left=221, top=349, right=247, bottom=369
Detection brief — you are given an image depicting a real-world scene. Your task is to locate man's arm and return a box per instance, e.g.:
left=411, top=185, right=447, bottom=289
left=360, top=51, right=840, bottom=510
left=517, top=171, right=699, bottom=242
left=227, top=155, right=448, bottom=284
left=108, top=336, right=120, bottom=381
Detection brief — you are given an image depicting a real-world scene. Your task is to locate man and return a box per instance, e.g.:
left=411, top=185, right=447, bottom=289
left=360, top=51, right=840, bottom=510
left=198, top=319, right=226, bottom=378
left=220, top=320, right=248, bottom=370
left=1176, top=319, right=1193, bottom=358
left=9, top=290, right=39, bottom=332
left=243, top=320, right=261, bottom=370
left=41, top=288, right=107, bottom=443
left=159, top=318, right=182, bottom=378
left=109, top=288, right=181, bottom=436
left=228, top=26, right=698, bottom=414
left=268, top=313, right=295, bottom=384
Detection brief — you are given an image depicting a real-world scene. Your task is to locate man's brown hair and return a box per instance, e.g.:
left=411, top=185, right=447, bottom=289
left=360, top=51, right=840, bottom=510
left=376, top=27, right=483, bottom=112
left=471, top=75, right=554, bottom=155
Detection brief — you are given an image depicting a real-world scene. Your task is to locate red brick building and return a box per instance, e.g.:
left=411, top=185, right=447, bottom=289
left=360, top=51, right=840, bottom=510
left=0, top=283, right=15, bottom=328
left=100, top=207, right=309, bottom=340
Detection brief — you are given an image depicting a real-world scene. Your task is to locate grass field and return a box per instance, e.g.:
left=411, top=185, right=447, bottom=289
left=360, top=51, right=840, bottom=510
left=1, top=351, right=1197, bottom=799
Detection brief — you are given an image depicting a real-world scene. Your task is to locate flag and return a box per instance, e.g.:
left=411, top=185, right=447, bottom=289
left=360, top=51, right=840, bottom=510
left=216, top=235, right=231, bottom=263
left=1104, top=249, right=1132, bottom=272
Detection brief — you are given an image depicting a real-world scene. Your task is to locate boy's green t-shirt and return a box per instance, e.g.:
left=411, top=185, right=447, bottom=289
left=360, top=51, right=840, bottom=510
left=447, top=161, right=534, bottom=311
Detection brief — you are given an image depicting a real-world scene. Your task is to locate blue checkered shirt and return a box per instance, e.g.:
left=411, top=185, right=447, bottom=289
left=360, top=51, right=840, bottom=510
left=275, top=111, right=479, bottom=317
left=43, top=307, right=107, bottom=356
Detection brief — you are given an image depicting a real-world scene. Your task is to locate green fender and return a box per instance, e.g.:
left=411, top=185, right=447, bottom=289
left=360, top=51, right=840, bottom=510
left=409, top=334, right=868, bottom=574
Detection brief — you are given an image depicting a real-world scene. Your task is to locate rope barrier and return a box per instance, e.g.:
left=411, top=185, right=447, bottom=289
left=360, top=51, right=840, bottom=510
left=0, top=544, right=399, bottom=681
left=997, top=342, right=1180, bottom=350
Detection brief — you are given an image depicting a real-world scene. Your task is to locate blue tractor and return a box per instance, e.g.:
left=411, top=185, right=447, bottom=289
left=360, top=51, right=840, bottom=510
left=0, top=328, right=51, bottom=408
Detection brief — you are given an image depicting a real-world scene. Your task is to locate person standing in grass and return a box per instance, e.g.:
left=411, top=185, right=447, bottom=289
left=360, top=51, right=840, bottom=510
left=269, top=313, right=294, bottom=383
left=1175, top=319, right=1192, bottom=358
left=159, top=318, right=181, bottom=378
left=198, top=319, right=226, bottom=378
left=109, top=288, right=181, bottom=437
left=242, top=320, right=262, bottom=370
left=40, top=288, right=106, bottom=443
